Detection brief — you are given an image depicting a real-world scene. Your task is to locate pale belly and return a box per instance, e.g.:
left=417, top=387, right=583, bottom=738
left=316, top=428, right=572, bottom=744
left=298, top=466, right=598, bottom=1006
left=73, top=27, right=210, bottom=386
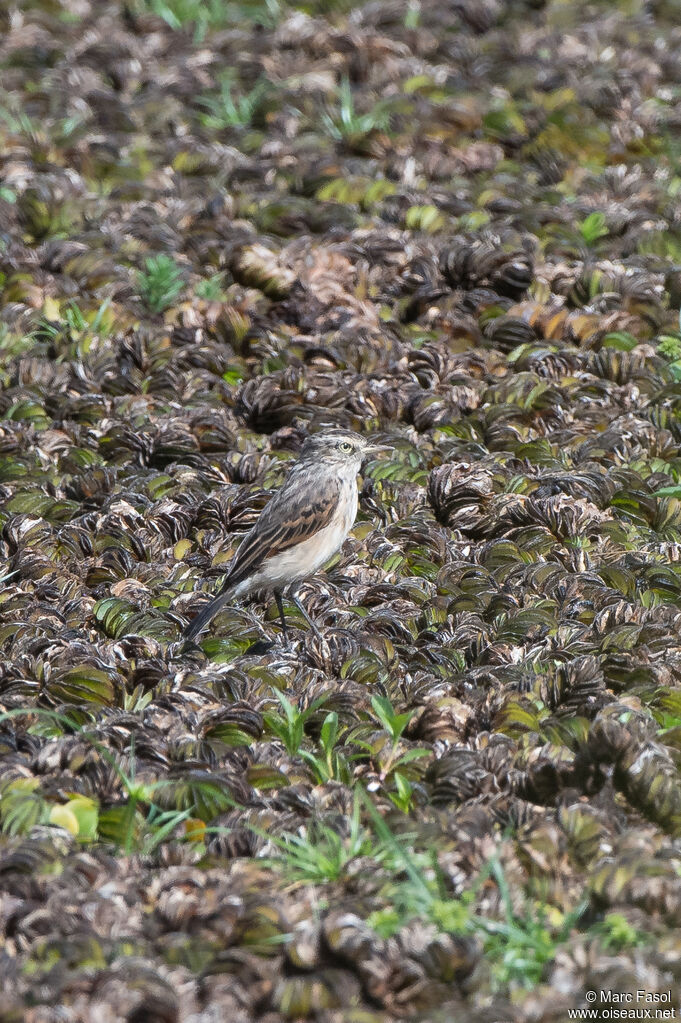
left=233, top=482, right=357, bottom=597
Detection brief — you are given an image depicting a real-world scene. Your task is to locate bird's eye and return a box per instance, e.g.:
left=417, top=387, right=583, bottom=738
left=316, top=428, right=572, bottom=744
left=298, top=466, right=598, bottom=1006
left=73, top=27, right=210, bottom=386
left=339, top=441, right=354, bottom=453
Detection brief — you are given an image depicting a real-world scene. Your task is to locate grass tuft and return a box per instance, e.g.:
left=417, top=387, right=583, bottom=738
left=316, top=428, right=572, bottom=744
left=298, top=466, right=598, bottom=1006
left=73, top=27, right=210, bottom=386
left=137, top=254, right=184, bottom=313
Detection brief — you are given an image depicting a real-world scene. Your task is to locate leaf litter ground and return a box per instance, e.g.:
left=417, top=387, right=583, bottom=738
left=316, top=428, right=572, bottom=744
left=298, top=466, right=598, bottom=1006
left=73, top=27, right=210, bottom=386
left=2, top=0, right=681, bottom=1019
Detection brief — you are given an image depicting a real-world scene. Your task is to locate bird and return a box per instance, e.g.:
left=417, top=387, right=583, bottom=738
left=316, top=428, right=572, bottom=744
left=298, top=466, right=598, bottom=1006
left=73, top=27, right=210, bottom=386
left=182, top=430, right=385, bottom=646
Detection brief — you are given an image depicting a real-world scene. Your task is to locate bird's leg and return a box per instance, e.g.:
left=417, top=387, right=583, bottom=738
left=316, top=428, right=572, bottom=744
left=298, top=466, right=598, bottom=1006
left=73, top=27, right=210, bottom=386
left=289, top=590, right=324, bottom=641
left=274, top=590, right=290, bottom=646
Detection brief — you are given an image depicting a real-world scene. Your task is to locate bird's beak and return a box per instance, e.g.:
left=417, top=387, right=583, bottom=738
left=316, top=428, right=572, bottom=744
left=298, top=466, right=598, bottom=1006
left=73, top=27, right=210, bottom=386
left=363, top=442, right=390, bottom=454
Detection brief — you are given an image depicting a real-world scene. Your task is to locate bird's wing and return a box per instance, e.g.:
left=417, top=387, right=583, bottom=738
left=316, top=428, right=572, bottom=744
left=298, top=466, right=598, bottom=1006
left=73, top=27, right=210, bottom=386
left=220, top=474, right=341, bottom=592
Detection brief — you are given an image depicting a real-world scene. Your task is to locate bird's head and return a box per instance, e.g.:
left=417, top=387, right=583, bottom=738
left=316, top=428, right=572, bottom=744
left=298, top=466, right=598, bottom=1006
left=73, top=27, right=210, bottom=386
left=299, top=430, right=387, bottom=471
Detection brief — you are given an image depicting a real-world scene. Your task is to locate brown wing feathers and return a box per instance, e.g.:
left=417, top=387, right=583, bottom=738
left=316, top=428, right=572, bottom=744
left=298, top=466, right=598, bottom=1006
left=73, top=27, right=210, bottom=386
left=220, top=477, right=341, bottom=592
left=182, top=477, right=341, bottom=643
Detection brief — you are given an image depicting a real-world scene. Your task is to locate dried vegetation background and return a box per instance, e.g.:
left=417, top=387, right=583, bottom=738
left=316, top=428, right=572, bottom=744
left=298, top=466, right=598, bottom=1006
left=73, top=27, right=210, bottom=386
left=3, top=0, right=681, bottom=1019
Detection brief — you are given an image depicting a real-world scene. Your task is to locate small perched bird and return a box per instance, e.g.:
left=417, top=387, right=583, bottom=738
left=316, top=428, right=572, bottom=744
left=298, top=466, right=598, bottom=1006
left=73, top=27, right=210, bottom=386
left=183, top=430, right=385, bottom=645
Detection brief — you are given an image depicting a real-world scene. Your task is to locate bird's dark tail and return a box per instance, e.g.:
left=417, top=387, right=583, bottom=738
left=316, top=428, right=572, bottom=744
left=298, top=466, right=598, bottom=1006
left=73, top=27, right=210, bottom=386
left=182, top=587, right=234, bottom=644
